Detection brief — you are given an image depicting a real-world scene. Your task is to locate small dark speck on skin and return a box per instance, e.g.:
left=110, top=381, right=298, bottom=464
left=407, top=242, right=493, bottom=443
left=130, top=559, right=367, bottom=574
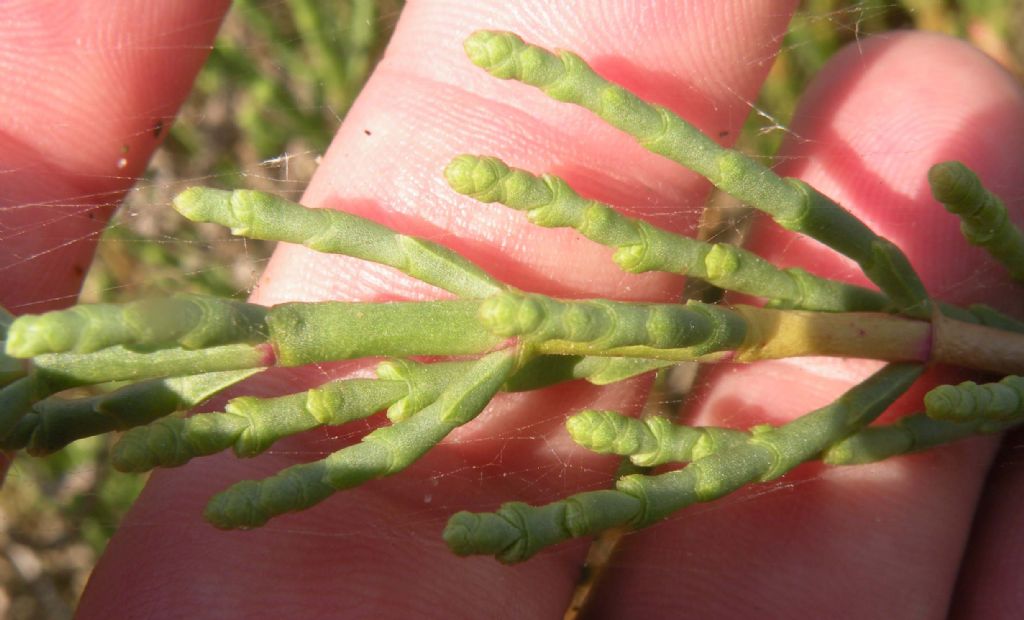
left=718, top=130, right=729, bottom=138
left=121, top=144, right=130, bottom=154
left=364, top=129, right=372, bottom=136
left=72, top=264, right=85, bottom=277
left=152, top=119, right=164, bottom=138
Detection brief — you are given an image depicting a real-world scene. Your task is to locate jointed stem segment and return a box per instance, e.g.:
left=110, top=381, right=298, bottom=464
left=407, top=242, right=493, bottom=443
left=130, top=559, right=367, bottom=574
left=0, top=378, right=33, bottom=441
left=112, top=376, right=407, bottom=472
left=265, top=299, right=502, bottom=366
left=3, top=369, right=260, bottom=456
left=111, top=359, right=479, bottom=472
left=925, top=375, right=1024, bottom=423
left=823, top=412, right=1020, bottom=465
left=463, top=30, right=930, bottom=317
left=930, top=161, right=1024, bottom=281
left=174, top=187, right=505, bottom=298
left=445, top=363, right=922, bottom=562
left=5, top=295, right=268, bottom=358
left=566, top=410, right=748, bottom=467
left=446, top=154, right=887, bottom=312
left=481, top=292, right=747, bottom=354
left=30, top=344, right=270, bottom=394
left=570, top=375, right=1024, bottom=469
left=205, top=350, right=515, bottom=528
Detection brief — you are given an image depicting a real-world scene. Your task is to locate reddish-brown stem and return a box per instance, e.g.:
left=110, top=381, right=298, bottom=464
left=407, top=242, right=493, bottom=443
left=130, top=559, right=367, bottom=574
left=931, top=312, right=1024, bottom=376
left=733, top=306, right=931, bottom=363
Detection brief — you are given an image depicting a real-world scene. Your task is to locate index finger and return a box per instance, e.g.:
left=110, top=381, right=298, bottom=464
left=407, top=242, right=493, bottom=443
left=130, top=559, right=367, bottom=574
left=0, top=1, right=229, bottom=313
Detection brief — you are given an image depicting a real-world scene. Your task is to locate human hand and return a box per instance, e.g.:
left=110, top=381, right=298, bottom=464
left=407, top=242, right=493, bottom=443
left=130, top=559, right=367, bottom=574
left=5, top=2, right=1023, bottom=618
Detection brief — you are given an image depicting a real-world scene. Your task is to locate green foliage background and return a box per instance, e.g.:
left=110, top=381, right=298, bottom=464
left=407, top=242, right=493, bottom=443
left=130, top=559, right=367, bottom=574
left=0, top=1, right=1018, bottom=617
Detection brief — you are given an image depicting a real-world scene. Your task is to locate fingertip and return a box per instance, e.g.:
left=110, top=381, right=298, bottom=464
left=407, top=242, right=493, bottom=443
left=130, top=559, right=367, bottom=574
left=749, top=31, right=1024, bottom=310
left=259, top=1, right=800, bottom=303
left=1, top=1, right=230, bottom=182
left=0, top=1, right=230, bottom=312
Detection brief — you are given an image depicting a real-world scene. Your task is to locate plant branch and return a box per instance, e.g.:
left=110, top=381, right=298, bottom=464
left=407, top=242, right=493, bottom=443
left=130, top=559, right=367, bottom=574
left=446, top=154, right=888, bottom=312
left=204, top=349, right=515, bottom=528
left=444, top=363, right=922, bottom=562
left=932, top=312, right=1024, bottom=375
left=930, top=161, right=1024, bottom=281
left=173, top=187, right=505, bottom=298
left=463, top=30, right=930, bottom=317
left=5, top=295, right=268, bottom=357
left=2, top=369, right=260, bottom=456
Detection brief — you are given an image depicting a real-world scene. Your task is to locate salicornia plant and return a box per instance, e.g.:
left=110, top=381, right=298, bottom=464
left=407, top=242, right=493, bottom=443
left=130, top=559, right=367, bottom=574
left=2, top=30, right=1023, bottom=565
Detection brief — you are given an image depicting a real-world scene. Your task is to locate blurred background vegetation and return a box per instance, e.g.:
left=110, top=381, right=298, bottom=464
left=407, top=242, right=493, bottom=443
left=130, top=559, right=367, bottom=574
left=1, top=1, right=1020, bottom=617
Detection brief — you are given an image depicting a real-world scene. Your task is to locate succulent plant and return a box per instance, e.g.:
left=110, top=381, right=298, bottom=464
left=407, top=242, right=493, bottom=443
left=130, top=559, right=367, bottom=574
left=4, top=31, right=1023, bottom=575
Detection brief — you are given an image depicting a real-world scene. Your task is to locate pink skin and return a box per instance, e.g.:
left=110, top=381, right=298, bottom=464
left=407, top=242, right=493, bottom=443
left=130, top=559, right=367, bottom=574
left=1, top=2, right=1022, bottom=618
left=0, top=1, right=231, bottom=314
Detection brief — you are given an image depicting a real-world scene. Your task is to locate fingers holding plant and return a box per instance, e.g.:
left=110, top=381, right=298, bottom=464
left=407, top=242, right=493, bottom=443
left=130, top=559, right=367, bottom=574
left=580, top=32, right=1024, bottom=618
left=3, top=3, right=1021, bottom=618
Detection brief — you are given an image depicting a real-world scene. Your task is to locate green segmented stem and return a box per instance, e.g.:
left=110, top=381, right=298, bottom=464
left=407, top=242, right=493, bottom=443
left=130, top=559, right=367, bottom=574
left=30, top=344, right=270, bottom=395
left=207, top=459, right=339, bottom=529
left=0, top=306, right=24, bottom=388
left=935, top=301, right=1024, bottom=333
left=823, top=412, right=1021, bottom=465
left=463, top=30, right=929, bottom=316
left=566, top=410, right=748, bottom=467
left=445, top=362, right=920, bottom=562
left=444, top=490, right=643, bottom=564
left=113, top=413, right=248, bottom=472
left=321, top=350, right=513, bottom=484
left=112, top=359, right=482, bottom=471
left=0, top=377, right=34, bottom=441
left=2, top=369, right=259, bottom=456
left=174, top=187, right=504, bottom=298
left=5, top=295, right=268, bottom=358
left=382, top=356, right=666, bottom=420
left=929, top=161, right=1024, bottom=281
left=478, top=293, right=930, bottom=365
left=21, top=299, right=502, bottom=388
left=447, top=155, right=886, bottom=312
left=924, top=375, right=1024, bottom=423
left=966, top=304, right=1024, bottom=335
left=0, top=349, right=25, bottom=388
left=500, top=355, right=673, bottom=392
left=479, top=292, right=746, bottom=355
left=112, top=375, right=406, bottom=472
left=567, top=356, right=674, bottom=386
left=110, top=354, right=681, bottom=474
left=621, top=363, right=921, bottom=522
left=205, top=350, right=515, bottom=529
left=376, top=359, right=477, bottom=422
left=570, top=404, right=1020, bottom=470
left=266, top=300, right=502, bottom=366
